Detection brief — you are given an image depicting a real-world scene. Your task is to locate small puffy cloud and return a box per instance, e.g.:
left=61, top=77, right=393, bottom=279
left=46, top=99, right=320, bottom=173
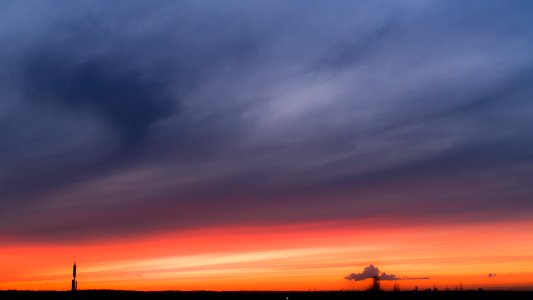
left=345, top=265, right=429, bottom=281
left=345, top=265, right=402, bottom=281
left=345, top=264, right=380, bottom=281
left=488, top=273, right=497, bottom=278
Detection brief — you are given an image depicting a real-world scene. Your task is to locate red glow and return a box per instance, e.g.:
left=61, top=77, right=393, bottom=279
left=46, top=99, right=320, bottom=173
left=1, top=220, right=533, bottom=291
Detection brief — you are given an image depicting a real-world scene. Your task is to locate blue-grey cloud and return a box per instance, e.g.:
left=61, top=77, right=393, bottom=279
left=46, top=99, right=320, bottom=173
left=1, top=0, right=533, bottom=241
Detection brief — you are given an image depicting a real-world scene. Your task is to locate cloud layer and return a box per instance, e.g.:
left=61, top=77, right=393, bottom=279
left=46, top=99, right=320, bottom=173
left=1, top=0, right=533, bottom=241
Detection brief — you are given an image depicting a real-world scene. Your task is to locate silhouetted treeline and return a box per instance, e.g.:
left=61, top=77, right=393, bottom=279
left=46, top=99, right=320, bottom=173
left=0, top=290, right=532, bottom=300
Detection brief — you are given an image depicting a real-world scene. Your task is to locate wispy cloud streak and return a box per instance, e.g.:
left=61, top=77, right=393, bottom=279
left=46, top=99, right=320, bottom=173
left=0, top=0, right=532, bottom=241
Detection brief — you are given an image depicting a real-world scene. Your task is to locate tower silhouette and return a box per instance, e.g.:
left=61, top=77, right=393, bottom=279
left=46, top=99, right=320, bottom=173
left=370, top=275, right=380, bottom=292
left=71, top=262, right=77, bottom=292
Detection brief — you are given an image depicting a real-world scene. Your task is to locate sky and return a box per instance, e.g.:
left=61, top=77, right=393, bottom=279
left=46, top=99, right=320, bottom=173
left=1, top=0, right=533, bottom=291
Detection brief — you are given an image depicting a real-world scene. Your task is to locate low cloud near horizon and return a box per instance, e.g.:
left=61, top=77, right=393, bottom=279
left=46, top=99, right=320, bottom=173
left=345, top=265, right=429, bottom=281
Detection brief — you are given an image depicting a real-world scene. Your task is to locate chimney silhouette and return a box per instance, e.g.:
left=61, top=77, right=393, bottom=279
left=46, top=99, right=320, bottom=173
left=370, top=275, right=380, bottom=292
left=71, top=262, right=77, bottom=292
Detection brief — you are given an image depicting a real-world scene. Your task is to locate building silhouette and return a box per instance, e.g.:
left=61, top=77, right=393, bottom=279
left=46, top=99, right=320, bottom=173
left=393, top=282, right=400, bottom=292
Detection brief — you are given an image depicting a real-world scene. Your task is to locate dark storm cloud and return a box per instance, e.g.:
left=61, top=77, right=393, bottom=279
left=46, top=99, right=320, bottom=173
left=1, top=0, right=533, bottom=241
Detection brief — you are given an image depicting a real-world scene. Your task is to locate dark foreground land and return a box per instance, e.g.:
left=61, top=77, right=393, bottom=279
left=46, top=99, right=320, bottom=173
left=1, top=290, right=533, bottom=300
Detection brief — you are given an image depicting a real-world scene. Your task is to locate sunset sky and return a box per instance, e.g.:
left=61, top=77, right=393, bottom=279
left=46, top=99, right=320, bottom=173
left=1, top=0, right=533, bottom=291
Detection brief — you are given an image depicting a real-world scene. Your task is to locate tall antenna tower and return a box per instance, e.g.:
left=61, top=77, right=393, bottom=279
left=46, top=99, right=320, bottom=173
left=71, top=262, right=77, bottom=292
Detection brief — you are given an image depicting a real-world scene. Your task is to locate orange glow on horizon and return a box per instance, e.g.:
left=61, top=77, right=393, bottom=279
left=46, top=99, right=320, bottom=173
left=1, top=220, right=533, bottom=291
